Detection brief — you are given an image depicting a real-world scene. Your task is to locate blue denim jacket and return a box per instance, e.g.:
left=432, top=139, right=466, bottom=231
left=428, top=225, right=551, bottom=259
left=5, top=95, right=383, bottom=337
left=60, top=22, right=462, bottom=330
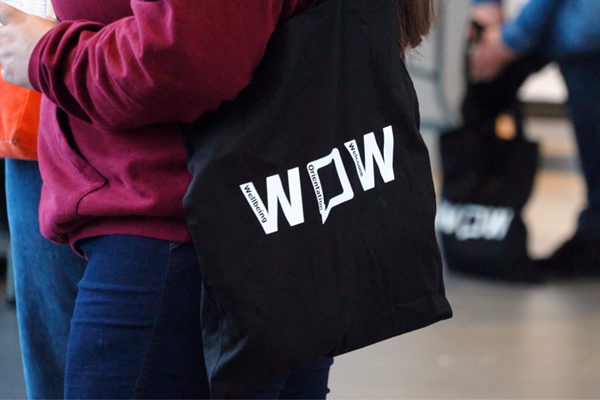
left=473, top=0, right=600, bottom=57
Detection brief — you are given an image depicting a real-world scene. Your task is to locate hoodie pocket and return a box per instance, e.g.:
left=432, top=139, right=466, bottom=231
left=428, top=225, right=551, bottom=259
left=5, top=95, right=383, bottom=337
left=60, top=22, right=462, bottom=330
left=38, top=108, right=107, bottom=241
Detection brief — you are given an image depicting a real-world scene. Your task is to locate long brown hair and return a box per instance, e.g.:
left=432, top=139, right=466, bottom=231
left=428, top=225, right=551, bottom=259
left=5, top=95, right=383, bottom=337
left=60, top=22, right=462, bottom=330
left=396, top=0, right=435, bottom=55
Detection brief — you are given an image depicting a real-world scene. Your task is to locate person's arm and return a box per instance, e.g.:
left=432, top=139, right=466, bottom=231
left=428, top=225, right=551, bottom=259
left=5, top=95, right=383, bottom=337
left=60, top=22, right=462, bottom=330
left=470, top=0, right=600, bottom=80
left=500, top=0, right=565, bottom=53
left=471, top=0, right=504, bottom=27
left=471, top=0, right=565, bottom=54
left=469, top=0, right=515, bottom=81
left=469, top=0, right=563, bottom=81
left=548, top=0, right=600, bottom=55
left=1, top=0, right=304, bottom=132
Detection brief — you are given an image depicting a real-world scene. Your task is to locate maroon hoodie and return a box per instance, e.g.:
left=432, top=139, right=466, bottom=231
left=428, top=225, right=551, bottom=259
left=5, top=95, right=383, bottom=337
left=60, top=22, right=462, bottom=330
left=29, top=0, right=314, bottom=247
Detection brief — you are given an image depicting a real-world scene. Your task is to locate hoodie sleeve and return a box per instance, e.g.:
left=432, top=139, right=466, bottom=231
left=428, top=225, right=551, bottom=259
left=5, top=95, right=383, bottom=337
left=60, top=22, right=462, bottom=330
left=29, top=0, right=303, bottom=132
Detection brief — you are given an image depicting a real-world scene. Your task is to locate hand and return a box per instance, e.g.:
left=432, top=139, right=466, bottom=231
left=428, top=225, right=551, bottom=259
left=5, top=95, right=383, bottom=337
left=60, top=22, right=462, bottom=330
left=471, top=1, right=504, bottom=27
left=470, top=24, right=516, bottom=82
left=0, top=2, right=58, bottom=89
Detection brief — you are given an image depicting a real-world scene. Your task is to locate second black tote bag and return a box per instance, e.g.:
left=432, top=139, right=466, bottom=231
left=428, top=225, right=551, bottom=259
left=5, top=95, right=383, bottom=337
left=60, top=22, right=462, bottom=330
left=437, top=23, right=548, bottom=283
left=181, top=0, right=452, bottom=397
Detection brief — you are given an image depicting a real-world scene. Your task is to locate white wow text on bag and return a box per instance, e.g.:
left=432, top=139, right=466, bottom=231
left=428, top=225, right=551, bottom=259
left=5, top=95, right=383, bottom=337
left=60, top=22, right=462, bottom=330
left=241, top=126, right=396, bottom=234
left=437, top=200, right=515, bottom=241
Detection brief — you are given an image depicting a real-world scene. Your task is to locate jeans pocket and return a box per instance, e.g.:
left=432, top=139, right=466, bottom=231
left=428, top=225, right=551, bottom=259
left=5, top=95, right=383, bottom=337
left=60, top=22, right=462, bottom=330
left=39, top=108, right=107, bottom=242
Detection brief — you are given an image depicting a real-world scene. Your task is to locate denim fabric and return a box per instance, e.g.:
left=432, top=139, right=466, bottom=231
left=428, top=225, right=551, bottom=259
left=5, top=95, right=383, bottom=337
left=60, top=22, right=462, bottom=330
left=67, top=235, right=332, bottom=399
left=5, top=159, right=87, bottom=400
left=558, top=55, right=600, bottom=239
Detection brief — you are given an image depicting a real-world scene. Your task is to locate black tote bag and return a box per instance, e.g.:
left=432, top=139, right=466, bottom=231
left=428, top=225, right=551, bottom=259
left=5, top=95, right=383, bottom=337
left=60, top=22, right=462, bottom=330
left=181, top=0, right=452, bottom=397
left=438, top=124, right=540, bottom=282
left=438, top=27, right=548, bottom=283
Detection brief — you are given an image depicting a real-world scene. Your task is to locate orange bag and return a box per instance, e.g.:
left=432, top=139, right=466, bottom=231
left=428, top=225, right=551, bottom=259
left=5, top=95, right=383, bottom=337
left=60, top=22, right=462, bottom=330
left=0, top=66, right=41, bottom=160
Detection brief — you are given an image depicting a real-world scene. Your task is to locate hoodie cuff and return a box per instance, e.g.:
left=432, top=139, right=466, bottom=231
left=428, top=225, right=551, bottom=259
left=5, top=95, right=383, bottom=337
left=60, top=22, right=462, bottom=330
left=27, top=27, right=54, bottom=93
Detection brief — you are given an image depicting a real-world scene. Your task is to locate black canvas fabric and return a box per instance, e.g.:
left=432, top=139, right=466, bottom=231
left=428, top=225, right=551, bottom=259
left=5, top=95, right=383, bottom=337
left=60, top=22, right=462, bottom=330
left=438, top=29, right=548, bottom=282
left=438, top=126, right=539, bottom=281
left=181, top=0, right=452, bottom=397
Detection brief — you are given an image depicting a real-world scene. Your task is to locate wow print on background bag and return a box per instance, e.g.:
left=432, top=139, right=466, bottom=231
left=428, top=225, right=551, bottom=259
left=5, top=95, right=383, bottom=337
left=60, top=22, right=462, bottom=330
left=438, top=25, right=547, bottom=283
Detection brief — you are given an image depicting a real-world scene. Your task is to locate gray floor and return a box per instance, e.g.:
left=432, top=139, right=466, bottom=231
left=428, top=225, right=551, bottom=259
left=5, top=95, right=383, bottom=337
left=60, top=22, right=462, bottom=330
left=1, top=117, right=599, bottom=399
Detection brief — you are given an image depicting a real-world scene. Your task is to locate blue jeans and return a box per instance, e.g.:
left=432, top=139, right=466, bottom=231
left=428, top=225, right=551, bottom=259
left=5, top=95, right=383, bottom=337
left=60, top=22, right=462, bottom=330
left=558, top=54, right=600, bottom=239
left=68, top=235, right=332, bottom=399
left=5, top=159, right=87, bottom=400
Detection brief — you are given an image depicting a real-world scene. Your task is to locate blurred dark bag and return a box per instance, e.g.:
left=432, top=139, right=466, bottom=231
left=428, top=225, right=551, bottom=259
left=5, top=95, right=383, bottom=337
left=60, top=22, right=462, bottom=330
left=181, top=0, right=452, bottom=397
left=438, top=23, right=548, bottom=282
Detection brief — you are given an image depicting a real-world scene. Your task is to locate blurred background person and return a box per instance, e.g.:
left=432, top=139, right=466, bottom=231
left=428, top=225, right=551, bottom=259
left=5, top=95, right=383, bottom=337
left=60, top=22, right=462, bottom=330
left=470, top=0, right=600, bottom=278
